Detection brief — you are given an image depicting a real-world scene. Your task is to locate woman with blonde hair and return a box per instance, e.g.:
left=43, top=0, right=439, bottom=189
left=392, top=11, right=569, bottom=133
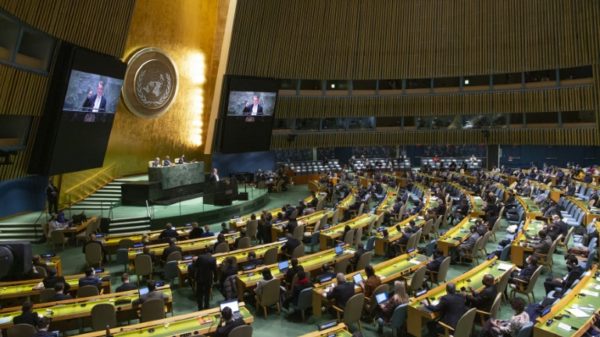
left=375, top=280, right=409, bottom=334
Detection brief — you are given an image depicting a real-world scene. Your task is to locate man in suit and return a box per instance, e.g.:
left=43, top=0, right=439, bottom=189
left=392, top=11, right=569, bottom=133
left=151, top=157, right=161, bottom=167
left=78, top=268, right=102, bottom=288
left=425, top=282, right=468, bottom=334
left=134, top=280, right=168, bottom=306
left=51, top=282, right=72, bottom=301
left=533, top=230, right=552, bottom=255
left=162, top=155, right=172, bottom=166
left=13, top=301, right=40, bottom=326
left=456, top=225, right=481, bottom=261
left=33, top=317, right=54, bottom=337
left=188, top=222, right=204, bottom=239
left=327, top=273, right=355, bottom=308
left=242, top=95, right=264, bottom=116
left=281, top=232, right=301, bottom=257
left=194, top=251, right=217, bottom=310
left=159, top=223, right=179, bottom=241
left=209, top=168, right=220, bottom=183
left=161, top=238, right=182, bottom=262
left=215, top=306, right=245, bottom=337
left=116, top=273, right=137, bottom=292
left=509, top=255, right=538, bottom=287
left=43, top=268, right=70, bottom=293
left=543, top=254, right=584, bottom=295
left=46, top=179, right=59, bottom=214
left=82, top=81, right=107, bottom=112
left=466, top=274, right=497, bottom=312
left=200, top=224, right=214, bottom=238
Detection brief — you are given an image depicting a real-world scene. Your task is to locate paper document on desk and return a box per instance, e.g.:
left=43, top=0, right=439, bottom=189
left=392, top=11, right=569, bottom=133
left=567, top=307, right=590, bottom=318
left=409, top=259, right=422, bottom=265
left=497, top=263, right=512, bottom=271
left=558, top=323, right=572, bottom=331
left=581, top=289, right=599, bottom=297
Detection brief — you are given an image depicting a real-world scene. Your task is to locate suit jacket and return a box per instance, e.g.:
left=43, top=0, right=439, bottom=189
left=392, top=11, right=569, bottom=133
left=470, top=285, right=497, bottom=312
left=426, top=293, right=468, bottom=328
left=78, top=276, right=101, bottom=287
left=52, top=293, right=72, bottom=301
left=159, top=228, right=179, bottom=240
left=194, top=253, right=217, bottom=284
left=534, top=237, right=552, bottom=255
left=518, top=264, right=537, bottom=281
left=138, top=290, right=167, bottom=304
left=242, top=104, right=263, bottom=115
left=215, top=318, right=245, bottom=337
left=327, top=281, right=355, bottom=308
left=282, top=237, right=301, bottom=256
left=116, top=282, right=138, bottom=292
left=427, top=256, right=445, bottom=273
left=188, top=228, right=204, bottom=239
left=162, top=245, right=182, bottom=261
left=82, top=94, right=107, bottom=112
left=43, top=275, right=70, bottom=292
left=13, top=311, right=40, bottom=326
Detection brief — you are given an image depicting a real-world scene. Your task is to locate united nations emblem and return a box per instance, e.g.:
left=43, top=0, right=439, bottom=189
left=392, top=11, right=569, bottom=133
left=122, top=48, right=178, bottom=119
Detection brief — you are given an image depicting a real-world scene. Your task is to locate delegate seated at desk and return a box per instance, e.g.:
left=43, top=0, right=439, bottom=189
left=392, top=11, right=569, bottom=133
left=133, top=280, right=168, bottom=306
left=423, top=282, right=468, bottom=335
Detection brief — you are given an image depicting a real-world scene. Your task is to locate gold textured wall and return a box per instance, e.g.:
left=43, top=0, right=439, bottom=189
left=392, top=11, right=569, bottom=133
left=60, top=0, right=229, bottom=201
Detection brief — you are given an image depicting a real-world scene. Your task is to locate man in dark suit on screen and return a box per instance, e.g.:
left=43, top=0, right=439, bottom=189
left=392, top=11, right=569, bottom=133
left=242, top=95, right=263, bottom=116
left=82, top=81, right=107, bottom=112
left=209, top=168, right=220, bottom=183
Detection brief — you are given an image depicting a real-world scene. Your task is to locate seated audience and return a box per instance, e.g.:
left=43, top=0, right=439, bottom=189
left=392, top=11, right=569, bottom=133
left=52, top=282, right=72, bottom=301
left=326, top=273, right=355, bottom=308
left=116, top=273, right=137, bottom=292
left=543, top=254, right=584, bottom=295
left=43, top=268, right=70, bottom=293
left=161, top=238, right=183, bottom=261
left=376, top=281, right=410, bottom=333
left=134, top=280, right=168, bottom=305
left=188, top=222, right=204, bottom=239
left=78, top=268, right=101, bottom=288
left=215, top=306, right=245, bottom=337
left=13, top=301, right=40, bottom=326
left=466, top=274, right=497, bottom=312
left=159, top=223, right=178, bottom=240
left=358, top=264, right=381, bottom=298
left=424, top=283, right=468, bottom=334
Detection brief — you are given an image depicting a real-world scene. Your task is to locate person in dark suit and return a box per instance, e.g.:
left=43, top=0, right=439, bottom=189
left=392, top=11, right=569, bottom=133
left=543, top=254, right=584, bottom=295
left=281, top=233, right=301, bottom=256
left=32, top=317, right=54, bottom=337
left=78, top=268, right=101, bottom=288
left=161, top=238, right=183, bottom=262
left=82, top=81, right=107, bottom=112
left=466, top=274, right=497, bottom=312
left=242, top=95, right=264, bottom=116
left=532, top=230, right=552, bottom=255
left=134, top=280, right=168, bottom=306
left=234, top=229, right=248, bottom=249
left=188, top=222, right=204, bottom=239
left=46, top=179, right=59, bottom=214
left=162, top=155, right=172, bottom=166
left=215, top=306, right=245, bottom=337
left=209, top=168, right=220, bottom=183
left=159, top=223, right=179, bottom=241
left=194, top=251, right=217, bottom=310
left=425, top=283, right=468, bottom=333
left=13, top=301, right=41, bottom=326
left=43, top=268, right=70, bottom=293
left=509, top=255, right=538, bottom=288
left=326, top=273, right=355, bottom=308
left=200, top=224, right=214, bottom=238
left=426, top=250, right=446, bottom=275
left=116, top=273, right=137, bottom=292
left=51, top=282, right=72, bottom=301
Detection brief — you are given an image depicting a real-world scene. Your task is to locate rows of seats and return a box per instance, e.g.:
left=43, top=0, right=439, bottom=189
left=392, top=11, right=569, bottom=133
left=421, top=157, right=483, bottom=170
left=350, top=158, right=411, bottom=171
left=558, top=197, right=585, bottom=227
left=286, top=160, right=342, bottom=174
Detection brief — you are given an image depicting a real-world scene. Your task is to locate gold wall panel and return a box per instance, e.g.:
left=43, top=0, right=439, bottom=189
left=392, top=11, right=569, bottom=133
left=271, top=128, right=599, bottom=149
left=228, top=0, right=600, bottom=79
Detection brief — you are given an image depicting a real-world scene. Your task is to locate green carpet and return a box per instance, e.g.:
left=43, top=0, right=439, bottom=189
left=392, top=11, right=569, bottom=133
left=30, top=185, right=570, bottom=337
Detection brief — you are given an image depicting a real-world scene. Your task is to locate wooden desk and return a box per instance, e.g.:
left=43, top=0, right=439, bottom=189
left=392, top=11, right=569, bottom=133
left=517, top=196, right=543, bottom=218
left=312, top=252, right=429, bottom=317
left=336, top=192, right=356, bottom=211
left=127, top=232, right=240, bottom=261
left=299, top=323, right=352, bottom=337
left=407, top=257, right=514, bottom=337
left=176, top=241, right=286, bottom=284
left=271, top=209, right=334, bottom=242
left=319, top=213, right=377, bottom=250
left=62, top=216, right=99, bottom=235
left=534, top=266, right=599, bottom=337
left=0, top=286, right=172, bottom=331
left=568, top=197, right=600, bottom=224
left=103, top=225, right=194, bottom=251
left=0, top=271, right=110, bottom=303
left=73, top=304, right=253, bottom=337
left=235, top=246, right=355, bottom=301
left=373, top=215, right=425, bottom=256
left=375, top=191, right=398, bottom=214
left=436, top=216, right=478, bottom=256
left=511, top=218, right=546, bottom=267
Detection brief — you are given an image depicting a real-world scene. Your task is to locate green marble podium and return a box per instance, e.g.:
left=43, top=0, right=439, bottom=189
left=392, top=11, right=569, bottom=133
left=148, top=162, right=205, bottom=190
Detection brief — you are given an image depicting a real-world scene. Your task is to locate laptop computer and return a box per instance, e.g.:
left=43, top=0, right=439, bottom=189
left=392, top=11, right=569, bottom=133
left=278, top=261, right=289, bottom=272
left=318, top=320, right=338, bottom=331
left=243, top=264, right=256, bottom=271
left=133, top=243, right=144, bottom=248
left=220, top=300, right=242, bottom=320
left=352, top=273, right=363, bottom=285
left=375, top=292, right=389, bottom=305
left=184, top=255, right=193, bottom=260
left=318, top=275, right=333, bottom=283
left=335, top=245, right=343, bottom=255
left=139, top=287, right=149, bottom=297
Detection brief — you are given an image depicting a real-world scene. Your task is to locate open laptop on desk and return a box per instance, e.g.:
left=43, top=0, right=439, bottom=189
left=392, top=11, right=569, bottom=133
left=375, top=292, right=389, bottom=305
left=220, top=300, right=242, bottom=320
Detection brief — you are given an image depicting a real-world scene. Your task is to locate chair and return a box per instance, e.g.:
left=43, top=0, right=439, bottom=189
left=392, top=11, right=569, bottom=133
left=355, top=251, right=374, bottom=271
left=164, top=260, right=180, bottom=286
left=365, top=236, right=376, bottom=251
left=77, top=285, right=99, bottom=298
left=405, top=265, right=427, bottom=295
left=333, top=293, right=365, bottom=331
left=7, top=324, right=36, bottom=337
left=438, top=307, right=477, bottom=337
left=490, top=218, right=502, bottom=242
left=85, top=242, right=104, bottom=267
left=343, top=229, right=355, bottom=246
left=459, top=236, right=485, bottom=265
left=386, top=303, right=408, bottom=336
left=366, top=283, right=389, bottom=316
left=39, top=288, right=56, bottom=302
left=510, top=266, right=543, bottom=303
left=291, top=243, right=305, bottom=258
left=262, top=247, right=278, bottom=265
left=335, top=259, right=350, bottom=274
left=354, top=227, right=363, bottom=247
left=332, top=208, right=342, bottom=226
left=166, top=250, right=182, bottom=263
left=91, top=303, right=117, bottom=331
left=76, top=224, right=95, bottom=245
left=427, top=256, right=450, bottom=287
left=431, top=215, right=442, bottom=239
left=237, top=237, right=251, bottom=249
left=255, top=279, right=281, bottom=318
left=293, top=225, right=305, bottom=241
left=118, top=238, right=135, bottom=249
left=246, top=220, right=258, bottom=243
left=306, top=231, right=320, bottom=253
left=558, top=226, right=574, bottom=251
left=515, top=322, right=534, bottom=337
left=215, top=242, right=230, bottom=253
left=406, top=229, right=422, bottom=253
left=33, top=266, right=47, bottom=278
left=228, top=325, right=253, bottom=337
left=499, top=245, right=511, bottom=261
left=479, top=231, right=492, bottom=256
left=135, top=254, right=154, bottom=284
left=116, top=248, right=130, bottom=273
left=295, top=287, right=313, bottom=321
left=535, top=236, right=560, bottom=273
left=497, top=271, right=511, bottom=301
left=50, top=230, right=68, bottom=250
left=476, top=292, right=502, bottom=325
left=140, top=298, right=166, bottom=322
left=421, top=219, right=434, bottom=242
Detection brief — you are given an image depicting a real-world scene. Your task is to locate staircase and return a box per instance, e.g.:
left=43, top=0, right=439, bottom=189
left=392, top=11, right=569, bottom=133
left=108, top=216, right=152, bottom=234
left=0, top=222, right=43, bottom=242
left=69, top=179, right=125, bottom=212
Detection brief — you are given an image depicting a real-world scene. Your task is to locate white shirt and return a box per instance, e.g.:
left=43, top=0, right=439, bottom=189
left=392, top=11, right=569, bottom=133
left=251, top=105, right=258, bottom=115
left=215, top=174, right=220, bottom=182
left=92, top=95, right=102, bottom=112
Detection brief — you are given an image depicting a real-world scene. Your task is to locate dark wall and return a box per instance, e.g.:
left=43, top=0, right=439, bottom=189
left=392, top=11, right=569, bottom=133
left=211, top=151, right=276, bottom=177
left=500, top=145, right=600, bottom=168
left=0, top=176, right=47, bottom=218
